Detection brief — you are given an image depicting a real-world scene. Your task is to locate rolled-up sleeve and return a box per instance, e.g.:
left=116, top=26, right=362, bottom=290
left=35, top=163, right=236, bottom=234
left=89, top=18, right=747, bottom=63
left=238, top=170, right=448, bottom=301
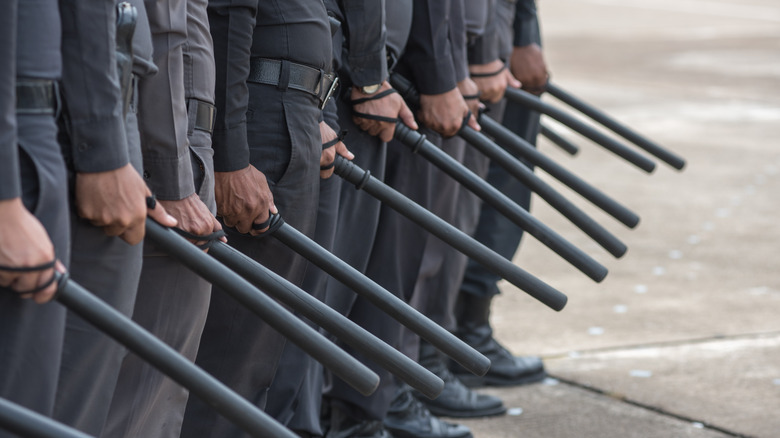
left=405, top=0, right=457, bottom=95
left=342, top=0, right=388, bottom=87
left=59, top=0, right=129, bottom=173
left=208, top=0, right=256, bottom=172
left=139, top=0, right=195, bottom=200
left=0, top=0, right=20, bottom=200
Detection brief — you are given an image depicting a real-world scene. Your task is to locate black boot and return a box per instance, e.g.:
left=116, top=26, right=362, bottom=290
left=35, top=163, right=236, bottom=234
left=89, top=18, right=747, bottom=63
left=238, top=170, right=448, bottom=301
left=452, top=292, right=547, bottom=387
left=414, top=342, right=506, bottom=418
left=324, top=400, right=392, bottom=438
left=385, top=386, right=473, bottom=438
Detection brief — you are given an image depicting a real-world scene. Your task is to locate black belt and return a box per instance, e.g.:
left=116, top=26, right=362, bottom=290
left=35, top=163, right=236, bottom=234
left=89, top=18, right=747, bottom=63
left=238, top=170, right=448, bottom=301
left=247, top=58, right=338, bottom=110
left=16, top=79, right=57, bottom=115
left=187, top=98, right=216, bottom=134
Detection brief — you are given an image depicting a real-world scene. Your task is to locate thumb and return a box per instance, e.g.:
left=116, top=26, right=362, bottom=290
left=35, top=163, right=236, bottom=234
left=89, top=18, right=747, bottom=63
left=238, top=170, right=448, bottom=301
left=468, top=112, right=481, bottom=132
left=506, top=70, right=522, bottom=89
left=399, top=103, right=419, bottom=130
left=145, top=190, right=178, bottom=228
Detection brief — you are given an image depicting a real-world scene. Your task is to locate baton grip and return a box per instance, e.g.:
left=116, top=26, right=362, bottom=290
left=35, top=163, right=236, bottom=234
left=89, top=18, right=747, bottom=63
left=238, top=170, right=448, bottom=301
left=334, top=155, right=568, bottom=311
left=395, top=123, right=608, bottom=282
left=505, top=87, right=657, bottom=173
left=459, top=123, right=629, bottom=258
left=145, top=220, right=380, bottom=397
left=46, top=273, right=297, bottom=438
left=546, top=82, right=686, bottom=170
left=478, top=114, right=640, bottom=230
left=209, top=240, right=445, bottom=399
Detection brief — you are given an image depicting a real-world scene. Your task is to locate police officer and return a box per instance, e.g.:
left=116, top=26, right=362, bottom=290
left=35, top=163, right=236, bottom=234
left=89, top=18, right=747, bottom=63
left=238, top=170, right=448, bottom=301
left=453, top=0, right=549, bottom=388
left=103, top=0, right=221, bottom=436
left=0, top=3, right=70, bottom=436
left=181, top=1, right=334, bottom=436
left=53, top=1, right=176, bottom=434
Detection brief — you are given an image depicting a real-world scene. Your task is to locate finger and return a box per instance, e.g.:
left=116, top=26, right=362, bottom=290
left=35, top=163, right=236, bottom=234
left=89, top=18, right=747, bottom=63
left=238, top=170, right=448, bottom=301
left=14, top=271, right=42, bottom=297
left=33, top=268, right=59, bottom=304
left=378, top=126, right=394, bottom=143
left=336, top=142, right=354, bottom=160
left=468, top=112, right=481, bottom=132
left=120, top=222, right=145, bottom=246
left=147, top=202, right=178, bottom=228
left=399, top=104, right=419, bottom=130
left=505, top=70, right=522, bottom=89
left=320, top=168, right=335, bottom=179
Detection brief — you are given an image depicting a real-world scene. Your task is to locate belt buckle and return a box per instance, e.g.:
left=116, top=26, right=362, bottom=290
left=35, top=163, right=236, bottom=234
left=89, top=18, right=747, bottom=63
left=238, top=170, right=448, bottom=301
left=318, top=72, right=339, bottom=110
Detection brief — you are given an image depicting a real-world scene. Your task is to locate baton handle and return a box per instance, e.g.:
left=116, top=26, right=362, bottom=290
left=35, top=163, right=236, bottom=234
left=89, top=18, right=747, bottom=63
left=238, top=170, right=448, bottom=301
left=395, top=123, right=608, bottom=282
left=505, top=87, right=657, bottom=173
left=0, top=397, right=92, bottom=438
left=478, top=114, right=640, bottom=230
left=48, top=274, right=296, bottom=438
left=546, top=82, right=686, bottom=170
left=334, top=155, right=569, bottom=311
left=540, top=123, right=580, bottom=156
left=459, top=123, right=629, bottom=258
left=269, top=221, right=491, bottom=376
left=209, top=241, right=445, bottom=399
left=145, top=220, right=380, bottom=397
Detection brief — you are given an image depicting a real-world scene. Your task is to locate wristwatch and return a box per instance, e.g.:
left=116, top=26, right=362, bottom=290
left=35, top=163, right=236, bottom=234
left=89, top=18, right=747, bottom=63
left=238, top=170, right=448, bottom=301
left=359, top=83, right=382, bottom=95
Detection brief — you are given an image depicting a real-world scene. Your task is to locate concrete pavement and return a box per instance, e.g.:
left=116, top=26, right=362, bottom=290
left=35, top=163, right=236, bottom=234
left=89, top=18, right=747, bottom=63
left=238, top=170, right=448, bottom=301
left=457, top=1, right=780, bottom=437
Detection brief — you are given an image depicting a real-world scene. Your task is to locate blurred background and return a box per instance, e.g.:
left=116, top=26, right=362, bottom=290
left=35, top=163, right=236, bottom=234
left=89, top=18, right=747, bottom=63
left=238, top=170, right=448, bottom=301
left=459, top=0, right=780, bottom=437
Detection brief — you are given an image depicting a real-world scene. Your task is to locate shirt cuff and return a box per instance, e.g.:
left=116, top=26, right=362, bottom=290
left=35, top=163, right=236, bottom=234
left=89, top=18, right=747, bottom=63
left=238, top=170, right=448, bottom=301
left=68, top=114, right=130, bottom=173
left=212, top=122, right=250, bottom=173
left=409, top=56, right=458, bottom=95
left=513, top=16, right=541, bottom=48
left=142, top=151, right=196, bottom=201
left=348, top=49, right=388, bottom=88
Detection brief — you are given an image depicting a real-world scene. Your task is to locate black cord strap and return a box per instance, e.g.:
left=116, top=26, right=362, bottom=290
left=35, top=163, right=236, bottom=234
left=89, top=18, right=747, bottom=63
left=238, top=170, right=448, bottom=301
left=0, top=259, right=56, bottom=273
left=349, top=88, right=397, bottom=105
left=351, top=112, right=399, bottom=123
left=470, top=64, right=507, bottom=78
left=462, top=93, right=481, bottom=101
left=322, top=130, right=348, bottom=150
left=0, top=258, right=58, bottom=296
left=146, top=195, right=157, bottom=210
left=172, top=228, right=227, bottom=250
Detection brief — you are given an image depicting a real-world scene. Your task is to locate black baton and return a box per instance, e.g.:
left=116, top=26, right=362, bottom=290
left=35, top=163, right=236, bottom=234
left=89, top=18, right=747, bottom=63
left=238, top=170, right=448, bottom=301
left=504, top=87, right=657, bottom=173
left=457, top=122, right=629, bottom=258
left=540, top=123, right=580, bottom=156
left=38, top=274, right=296, bottom=438
left=478, top=113, right=640, bottom=229
left=208, top=240, right=445, bottom=399
left=144, top=220, right=380, bottom=396
left=394, top=123, right=608, bottom=281
left=263, top=215, right=491, bottom=377
left=546, top=82, right=686, bottom=170
left=0, top=397, right=93, bottom=438
left=333, top=156, right=569, bottom=311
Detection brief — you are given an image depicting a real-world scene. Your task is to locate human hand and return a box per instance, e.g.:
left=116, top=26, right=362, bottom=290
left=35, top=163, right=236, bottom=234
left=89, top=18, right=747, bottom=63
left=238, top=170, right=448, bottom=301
left=469, top=59, right=521, bottom=103
left=319, top=122, right=354, bottom=179
left=214, top=165, right=277, bottom=235
left=418, top=87, right=479, bottom=137
left=75, top=163, right=177, bottom=245
left=351, top=81, right=418, bottom=142
left=509, top=43, right=548, bottom=95
left=159, top=193, right=225, bottom=249
left=0, top=198, right=65, bottom=303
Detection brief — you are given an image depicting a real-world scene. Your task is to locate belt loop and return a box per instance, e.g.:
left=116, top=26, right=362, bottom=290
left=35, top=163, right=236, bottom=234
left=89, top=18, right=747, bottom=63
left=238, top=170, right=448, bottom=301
left=53, top=81, right=62, bottom=119
left=278, top=60, right=291, bottom=91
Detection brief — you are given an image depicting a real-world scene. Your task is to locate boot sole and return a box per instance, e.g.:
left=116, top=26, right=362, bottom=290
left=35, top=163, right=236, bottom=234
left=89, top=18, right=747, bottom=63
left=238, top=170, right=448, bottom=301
left=455, top=370, right=548, bottom=388
left=421, top=403, right=508, bottom=419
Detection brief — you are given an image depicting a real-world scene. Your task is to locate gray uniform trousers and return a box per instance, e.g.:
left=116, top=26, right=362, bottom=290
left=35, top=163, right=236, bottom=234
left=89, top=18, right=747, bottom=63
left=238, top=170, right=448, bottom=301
left=102, top=0, right=216, bottom=435
left=53, top=109, right=145, bottom=437
left=400, top=100, right=508, bottom=360
left=264, top=99, right=344, bottom=436
left=459, top=99, right=540, bottom=299
left=325, top=128, right=440, bottom=421
left=0, top=115, right=71, bottom=438
left=181, top=85, right=321, bottom=438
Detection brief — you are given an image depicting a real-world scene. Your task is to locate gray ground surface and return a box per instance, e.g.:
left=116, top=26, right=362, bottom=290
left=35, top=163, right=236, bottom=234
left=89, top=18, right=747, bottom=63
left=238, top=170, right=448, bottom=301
left=456, top=1, right=780, bottom=437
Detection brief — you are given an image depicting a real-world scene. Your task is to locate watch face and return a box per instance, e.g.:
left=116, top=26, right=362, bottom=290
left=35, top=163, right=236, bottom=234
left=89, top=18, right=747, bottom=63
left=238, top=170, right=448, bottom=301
left=362, top=84, right=381, bottom=94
